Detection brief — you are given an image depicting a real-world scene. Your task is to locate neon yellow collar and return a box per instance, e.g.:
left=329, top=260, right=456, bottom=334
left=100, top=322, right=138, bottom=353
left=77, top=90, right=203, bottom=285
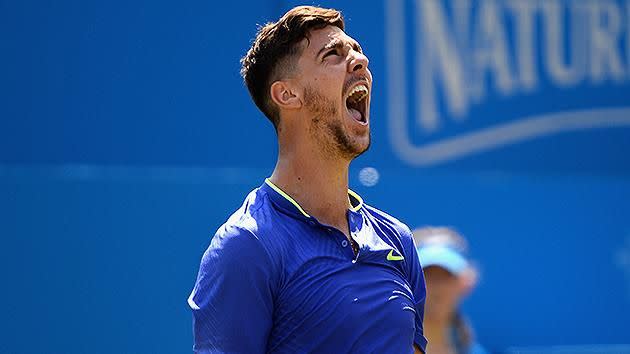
left=265, top=178, right=364, bottom=218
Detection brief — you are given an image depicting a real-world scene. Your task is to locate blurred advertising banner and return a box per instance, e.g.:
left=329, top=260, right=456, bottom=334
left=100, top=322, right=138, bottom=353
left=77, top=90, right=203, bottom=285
left=384, top=0, right=630, bottom=172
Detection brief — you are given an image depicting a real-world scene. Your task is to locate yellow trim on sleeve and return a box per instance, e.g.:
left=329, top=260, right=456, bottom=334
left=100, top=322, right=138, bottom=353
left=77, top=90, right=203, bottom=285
left=265, top=178, right=311, bottom=218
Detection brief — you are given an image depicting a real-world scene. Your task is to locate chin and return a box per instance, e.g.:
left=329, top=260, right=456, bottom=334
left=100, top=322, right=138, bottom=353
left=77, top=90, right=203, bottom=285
left=355, top=137, right=371, bottom=155
left=345, top=134, right=371, bottom=159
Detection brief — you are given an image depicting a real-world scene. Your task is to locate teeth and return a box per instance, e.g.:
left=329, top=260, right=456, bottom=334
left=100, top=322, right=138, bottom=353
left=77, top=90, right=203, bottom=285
left=350, top=85, right=367, bottom=96
left=348, top=84, right=369, bottom=103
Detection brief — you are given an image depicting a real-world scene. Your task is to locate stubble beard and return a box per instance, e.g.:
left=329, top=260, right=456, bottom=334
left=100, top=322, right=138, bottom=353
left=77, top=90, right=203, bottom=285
left=303, top=85, right=370, bottom=160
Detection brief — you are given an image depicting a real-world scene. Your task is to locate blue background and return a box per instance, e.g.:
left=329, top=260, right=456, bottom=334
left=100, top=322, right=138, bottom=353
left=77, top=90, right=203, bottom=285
left=1, top=0, right=629, bottom=353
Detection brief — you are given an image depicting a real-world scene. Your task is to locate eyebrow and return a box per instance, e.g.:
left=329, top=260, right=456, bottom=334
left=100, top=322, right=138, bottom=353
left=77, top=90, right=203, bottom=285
left=316, top=38, right=363, bottom=58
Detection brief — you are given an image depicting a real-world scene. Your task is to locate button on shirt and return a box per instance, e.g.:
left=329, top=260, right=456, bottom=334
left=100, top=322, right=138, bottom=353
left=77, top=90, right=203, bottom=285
left=188, top=179, right=428, bottom=353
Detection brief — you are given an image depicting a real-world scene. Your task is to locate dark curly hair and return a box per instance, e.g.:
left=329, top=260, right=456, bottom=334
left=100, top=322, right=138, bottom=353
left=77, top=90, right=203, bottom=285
left=240, top=6, right=345, bottom=129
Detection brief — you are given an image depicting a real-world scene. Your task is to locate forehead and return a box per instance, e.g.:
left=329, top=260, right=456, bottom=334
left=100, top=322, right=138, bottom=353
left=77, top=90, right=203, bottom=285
left=302, top=25, right=359, bottom=55
left=424, top=266, right=457, bottom=279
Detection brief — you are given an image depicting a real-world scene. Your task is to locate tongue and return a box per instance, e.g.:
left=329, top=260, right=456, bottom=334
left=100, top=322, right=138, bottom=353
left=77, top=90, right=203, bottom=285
left=349, top=107, right=362, bottom=121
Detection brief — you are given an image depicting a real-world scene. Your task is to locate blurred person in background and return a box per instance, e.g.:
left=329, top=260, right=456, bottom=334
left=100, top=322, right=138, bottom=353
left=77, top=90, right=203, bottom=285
left=413, top=227, right=487, bottom=354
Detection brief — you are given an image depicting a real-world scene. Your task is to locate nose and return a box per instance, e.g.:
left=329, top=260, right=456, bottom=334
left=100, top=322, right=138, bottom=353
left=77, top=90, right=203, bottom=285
left=348, top=50, right=369, bottom=73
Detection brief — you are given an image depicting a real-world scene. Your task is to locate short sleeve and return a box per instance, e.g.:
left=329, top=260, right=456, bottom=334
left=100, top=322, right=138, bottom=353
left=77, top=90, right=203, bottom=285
left=188, top=225, right=275, bottom=353
left=401, top=225, right=428, bottom=353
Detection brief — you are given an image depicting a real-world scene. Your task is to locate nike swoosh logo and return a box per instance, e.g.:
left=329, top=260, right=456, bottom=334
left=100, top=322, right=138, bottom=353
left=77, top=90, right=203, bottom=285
left=387, top=249, right=404, bottom=261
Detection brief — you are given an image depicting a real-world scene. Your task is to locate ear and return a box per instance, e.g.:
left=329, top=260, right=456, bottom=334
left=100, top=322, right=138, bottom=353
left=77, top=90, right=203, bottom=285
left=270, top=80, right=302, bottom=110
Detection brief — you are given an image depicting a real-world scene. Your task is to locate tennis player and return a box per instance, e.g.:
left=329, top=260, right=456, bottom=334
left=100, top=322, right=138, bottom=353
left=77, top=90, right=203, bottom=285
left=188, top=6, right=427, bottom=353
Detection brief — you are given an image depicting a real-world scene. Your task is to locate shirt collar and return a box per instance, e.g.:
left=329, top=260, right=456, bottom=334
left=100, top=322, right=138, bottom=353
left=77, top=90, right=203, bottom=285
left=262, top=178, right=364, bottom=220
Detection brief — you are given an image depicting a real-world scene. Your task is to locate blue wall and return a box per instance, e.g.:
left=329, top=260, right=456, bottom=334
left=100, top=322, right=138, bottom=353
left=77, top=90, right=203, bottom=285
left=2, top=1, right=629, bottom=353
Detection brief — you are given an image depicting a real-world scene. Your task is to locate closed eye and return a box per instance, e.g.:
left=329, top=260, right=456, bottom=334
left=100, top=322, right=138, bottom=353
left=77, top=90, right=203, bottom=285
left=323, top=49, right=338, bottom=59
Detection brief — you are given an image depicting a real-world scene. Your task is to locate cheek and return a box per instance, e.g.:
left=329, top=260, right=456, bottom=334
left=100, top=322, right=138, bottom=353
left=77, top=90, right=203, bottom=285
left=314, top=70, right=344, bottom=91
left=425, top=280, right=447, bottom=297
left=427, top=279, right=463, bottom=300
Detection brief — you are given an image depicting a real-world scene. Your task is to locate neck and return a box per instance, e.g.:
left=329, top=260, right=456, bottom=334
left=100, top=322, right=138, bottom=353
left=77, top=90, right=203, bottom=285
left=424, top=305, right=457, bottom=333
left=423, top=314, right=454, bottom=352
left=270, top=141, right=352, bottom=233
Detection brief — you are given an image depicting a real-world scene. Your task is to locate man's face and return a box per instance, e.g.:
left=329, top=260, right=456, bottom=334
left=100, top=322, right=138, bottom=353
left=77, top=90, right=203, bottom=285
left=294, top=26, right=372, bottom=159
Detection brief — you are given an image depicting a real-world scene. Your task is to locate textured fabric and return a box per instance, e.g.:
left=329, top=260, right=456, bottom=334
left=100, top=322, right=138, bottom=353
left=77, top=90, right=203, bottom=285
left=188, top=181, right=427, bottom=353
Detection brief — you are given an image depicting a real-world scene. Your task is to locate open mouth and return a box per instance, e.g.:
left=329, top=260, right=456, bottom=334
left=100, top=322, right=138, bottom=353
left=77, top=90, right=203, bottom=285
left=345, top=84, right=369, bottom=124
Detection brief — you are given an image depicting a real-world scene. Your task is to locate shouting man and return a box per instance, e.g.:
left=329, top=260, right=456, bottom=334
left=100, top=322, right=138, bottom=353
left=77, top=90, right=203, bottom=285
left=188, top=6, right=427, bottom=354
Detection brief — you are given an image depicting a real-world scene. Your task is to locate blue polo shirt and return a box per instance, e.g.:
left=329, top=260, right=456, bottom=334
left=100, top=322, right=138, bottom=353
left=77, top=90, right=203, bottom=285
left=188, top=179, right=427, bottom=353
